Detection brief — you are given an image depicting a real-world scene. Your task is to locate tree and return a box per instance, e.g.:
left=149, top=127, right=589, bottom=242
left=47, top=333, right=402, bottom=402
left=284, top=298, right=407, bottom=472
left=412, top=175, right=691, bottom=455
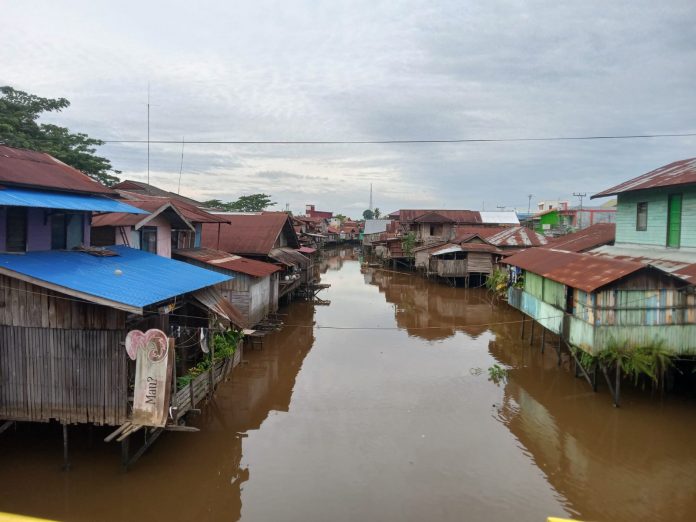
left=362, top=209, right=374, bottom=220
left=0, top=86, right=120, bottom=186
left=334, top=213, right=348, bottom=223
left=203, top=193, right=276, bottom=212
left=373, top=207, right=381, bottom=219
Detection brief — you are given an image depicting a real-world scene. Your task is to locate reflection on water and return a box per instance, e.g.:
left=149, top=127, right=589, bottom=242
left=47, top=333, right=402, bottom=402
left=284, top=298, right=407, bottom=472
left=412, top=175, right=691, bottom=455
left=0, top=249, right=695, bottom=522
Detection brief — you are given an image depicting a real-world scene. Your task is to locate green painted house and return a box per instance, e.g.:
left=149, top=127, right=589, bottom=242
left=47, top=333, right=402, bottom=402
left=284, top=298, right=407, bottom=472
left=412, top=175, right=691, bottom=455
left=504, top=158, right=696, bottom=359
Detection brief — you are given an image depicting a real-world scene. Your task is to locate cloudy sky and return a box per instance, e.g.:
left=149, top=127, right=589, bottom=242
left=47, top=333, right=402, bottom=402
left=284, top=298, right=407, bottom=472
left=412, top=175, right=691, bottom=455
left=1, top=0, right=695, bottom=216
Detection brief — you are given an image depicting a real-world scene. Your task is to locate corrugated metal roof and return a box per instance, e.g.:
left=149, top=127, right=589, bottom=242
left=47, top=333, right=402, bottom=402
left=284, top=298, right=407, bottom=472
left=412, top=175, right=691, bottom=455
left=503, top=248, right=645, bottom=292
left=173, top=248, right=280, bottom=277
left=589, top=244, right=696, bottom=284
left=269, top=247, right=309, bottom=267
left=479, top=211, right=520, bottom=225
left=543, top=223, right=615, bottom=252
left=592, top=158, right=696, bottom=198
left=112, top=180, right=203, bottom=206
left=479, top=226, right=549, bottom=247
left=116, top=190, right=228, bottom=223
left=192, top=287, right=247, bottom=329
left=0, top=186, right=148, bottom=213
left=200, top=212, right=299, bottom=255
left=91, top=202, right=193, bottom=230
left=0, top=245, right=230, bottom=313
left=0, top=145, right=115, bottom=195
left=364, top=219, right=392, bottom=235
left=398, top=209, right=481, bottom=224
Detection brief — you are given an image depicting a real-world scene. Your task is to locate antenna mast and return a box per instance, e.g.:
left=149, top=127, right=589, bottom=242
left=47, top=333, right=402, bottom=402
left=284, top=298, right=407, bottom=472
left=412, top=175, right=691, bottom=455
left=177, top=136, right=185, bottom=194
left=147, top=83, right=150, bottom=186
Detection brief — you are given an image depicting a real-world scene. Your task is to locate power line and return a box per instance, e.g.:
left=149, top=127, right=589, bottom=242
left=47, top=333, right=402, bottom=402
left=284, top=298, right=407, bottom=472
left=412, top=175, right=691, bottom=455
left=81, top=131, right=696, bottom=145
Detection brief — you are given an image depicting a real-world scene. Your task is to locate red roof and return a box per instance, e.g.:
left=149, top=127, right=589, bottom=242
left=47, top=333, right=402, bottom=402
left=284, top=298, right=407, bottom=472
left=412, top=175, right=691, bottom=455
left=543, top=223, right=615, bottom=252
left=592, top=158, right=696, bottom=198
left=503, top=248, right=645, bottom=292
left=200, top=212, right=299, bottom=256
left=0, top=145, right=115, bottom=195
left=116, top=190, right=228, bottom=224
left=298, top=246, right=316, bottom=254
left=173, top=248, right=280, bottom=277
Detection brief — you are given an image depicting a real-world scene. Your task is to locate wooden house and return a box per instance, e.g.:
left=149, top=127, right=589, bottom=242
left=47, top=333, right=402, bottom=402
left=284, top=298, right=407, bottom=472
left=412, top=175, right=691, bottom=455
left=91, top=190, right=229, bottom=256
left=395, top=209, right=519, bottom=243
left=504, top=158, right=696, bottom=403
left=201, top=212, right=310, bottom=299
left=362, top=219, right=392, bottom=248
left=0, top=147, right=244, bottom=440
left=174, top=247, right=281, bottom=326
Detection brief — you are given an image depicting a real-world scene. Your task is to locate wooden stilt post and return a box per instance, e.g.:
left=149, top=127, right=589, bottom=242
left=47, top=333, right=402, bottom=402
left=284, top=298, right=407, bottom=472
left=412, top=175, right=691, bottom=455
left=592, top=362, right=598, bottom=392
left=121, top=436, right=130, bottom=471
left=614, top=359, right=621, bottom=407
left=208, top=341, right=215, bottom=401
left=540, top=328, right=546, bottom=353
left=62, top=423, right=70, bottom=471
left=520, top=315, right=526, bottom=339
left=557, top=336, right=562, bottom=367
left=529, top=321, right=535, bottom=346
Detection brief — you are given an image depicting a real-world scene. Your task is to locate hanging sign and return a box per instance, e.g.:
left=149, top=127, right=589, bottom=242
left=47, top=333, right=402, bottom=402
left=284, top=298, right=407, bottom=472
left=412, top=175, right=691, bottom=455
left=125, top=329, right=174, bottom=427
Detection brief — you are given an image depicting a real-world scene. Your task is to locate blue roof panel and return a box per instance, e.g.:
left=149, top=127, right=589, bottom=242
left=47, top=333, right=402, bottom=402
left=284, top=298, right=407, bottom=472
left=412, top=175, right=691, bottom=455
left=0, top=187, right=148, bottom=213
left=0, top=245, right=232, bottom=310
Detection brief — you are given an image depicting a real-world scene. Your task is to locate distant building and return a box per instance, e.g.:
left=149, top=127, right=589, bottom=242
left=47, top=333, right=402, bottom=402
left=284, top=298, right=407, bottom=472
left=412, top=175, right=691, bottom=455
left=305, top=204, right=332, bottom=219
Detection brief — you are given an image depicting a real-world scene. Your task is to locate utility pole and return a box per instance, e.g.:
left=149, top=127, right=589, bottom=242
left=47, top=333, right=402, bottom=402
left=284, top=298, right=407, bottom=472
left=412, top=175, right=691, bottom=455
left=573, top=192, right=587, bottom=211
left=369, top=183, right=373, bottom=211
left=177, top=136, right=185, bottom=194
left=496, top=205, right=506, bottom=211
left=527, top=194, right=533, bottom=215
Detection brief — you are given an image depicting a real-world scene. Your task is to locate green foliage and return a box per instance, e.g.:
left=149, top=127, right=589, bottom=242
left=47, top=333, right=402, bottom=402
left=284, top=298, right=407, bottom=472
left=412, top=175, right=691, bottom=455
left=488, top=364, right=508, bottom=385
left=401, top=231, right=417, bottom=258
left=485, top=268, right=507, bottom=297
left=373, top=207, right=381, bottom=219
left=0, top=86, right=120, bottom=186
left=362, top=209, right=374, bottom=220
left=334, top=213, right=347, bottom=223
left=176, top=329, right=244, bottom=389
left=599, top=338, right=674, bottom=385
left=203, top=193, right=276, bottom=212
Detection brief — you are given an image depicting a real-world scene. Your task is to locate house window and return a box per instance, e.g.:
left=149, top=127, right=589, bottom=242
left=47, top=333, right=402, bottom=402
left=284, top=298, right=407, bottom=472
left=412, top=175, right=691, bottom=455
left=6, top=207, right=27, bottom=252
left=171, top=229, right=195, bottom=250
left=636, top=202, right=648, bottom=231
left=51, top=213, right=84, bottom=250
left=140, top=226, right=158, bottom=253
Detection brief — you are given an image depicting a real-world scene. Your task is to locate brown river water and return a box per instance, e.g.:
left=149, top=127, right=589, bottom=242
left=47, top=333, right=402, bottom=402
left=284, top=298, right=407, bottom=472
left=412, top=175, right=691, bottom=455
left=2, top=248, right=696, bottom=522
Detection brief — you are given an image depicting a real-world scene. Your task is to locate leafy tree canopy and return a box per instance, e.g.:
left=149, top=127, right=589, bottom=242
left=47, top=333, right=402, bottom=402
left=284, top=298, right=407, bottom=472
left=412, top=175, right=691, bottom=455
left=0, top=86, right=120, bottom=186
left=373, top=207, right=381, bottom=219
left=334, top=213, right=348, bottom=223
left=362, top=209, right=374, bottom=220
left=203, top=193, right=276, bottom=212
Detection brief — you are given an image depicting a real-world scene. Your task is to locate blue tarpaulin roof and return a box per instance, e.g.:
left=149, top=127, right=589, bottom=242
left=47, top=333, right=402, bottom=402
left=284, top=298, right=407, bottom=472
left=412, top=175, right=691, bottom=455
left=0, top=245, right=231, bottom=312
left=0, top=186, right=148, bottom=213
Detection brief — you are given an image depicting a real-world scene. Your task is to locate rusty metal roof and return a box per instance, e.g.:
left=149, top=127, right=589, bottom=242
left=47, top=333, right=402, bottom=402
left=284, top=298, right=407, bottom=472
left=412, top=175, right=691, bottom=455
left=456, top=226, right=548, bottom=247
left=400, top=209, right=481, bottom=224
left=112, top=179, right=203, bottom=206
left=116, top=190, right=228, bottom=224
left=269, top=247, right=309, bottom=268
left=92, top=201, right=194, bottom=230
left=0, top=145, right=115, bottom=195
left=592, top=158, right=696, bottom=198
left=200, top=212, right=299, bottom=256
left=542, top=223, right=615, bottom=252
left=192, top=287, right=247, bottom=329
left=589, top=244, right=696, bottom=285
left=503, top=248, right=645, bottom=292
left=173, top=247, right=280, bottom=277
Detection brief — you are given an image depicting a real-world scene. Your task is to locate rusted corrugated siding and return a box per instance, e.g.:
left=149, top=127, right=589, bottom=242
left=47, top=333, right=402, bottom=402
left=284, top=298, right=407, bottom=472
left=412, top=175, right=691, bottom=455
left=543, top=223, right=615, bottom=252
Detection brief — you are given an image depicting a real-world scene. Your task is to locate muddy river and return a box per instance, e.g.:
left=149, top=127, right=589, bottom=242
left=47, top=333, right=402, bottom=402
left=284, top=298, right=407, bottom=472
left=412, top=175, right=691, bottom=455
left=2, top=249, right=696, bottom=521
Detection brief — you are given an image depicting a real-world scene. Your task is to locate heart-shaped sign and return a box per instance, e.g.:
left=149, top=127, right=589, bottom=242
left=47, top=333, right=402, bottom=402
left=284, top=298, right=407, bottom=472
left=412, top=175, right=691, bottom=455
left=125, top=329, right=169, bottom=362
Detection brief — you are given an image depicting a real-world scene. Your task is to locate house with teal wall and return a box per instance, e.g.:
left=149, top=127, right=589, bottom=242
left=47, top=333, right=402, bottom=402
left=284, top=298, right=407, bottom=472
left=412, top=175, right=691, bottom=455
left=504, top=158, right=696, bottom=364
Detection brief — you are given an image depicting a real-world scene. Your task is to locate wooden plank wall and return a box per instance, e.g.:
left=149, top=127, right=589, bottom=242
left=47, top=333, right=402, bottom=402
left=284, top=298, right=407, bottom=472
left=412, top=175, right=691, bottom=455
left=0, top=325, right=129, bottom=425
left=0, top=275, right=126, bottom=330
